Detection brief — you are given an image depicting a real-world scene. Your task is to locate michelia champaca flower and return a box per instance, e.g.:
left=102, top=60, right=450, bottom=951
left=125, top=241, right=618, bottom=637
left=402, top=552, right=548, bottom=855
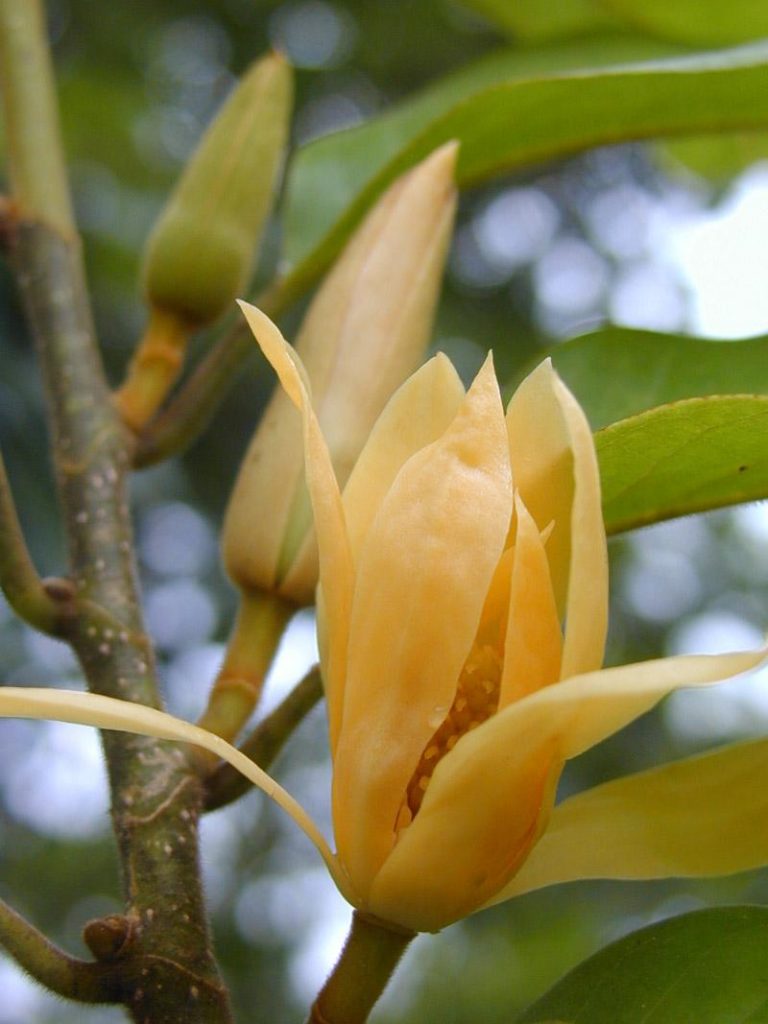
left=0, top=308, right=766, bottom=938
left=235, top=300, right=768, bottom=933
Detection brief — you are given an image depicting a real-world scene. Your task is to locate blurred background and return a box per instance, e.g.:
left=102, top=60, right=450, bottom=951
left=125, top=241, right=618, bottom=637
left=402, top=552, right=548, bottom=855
left=2, top=1, right=768, bottom=1020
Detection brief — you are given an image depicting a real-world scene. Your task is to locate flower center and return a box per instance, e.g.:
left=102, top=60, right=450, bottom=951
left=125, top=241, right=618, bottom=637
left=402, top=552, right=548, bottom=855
left=396, top=642, right=502, bottom=832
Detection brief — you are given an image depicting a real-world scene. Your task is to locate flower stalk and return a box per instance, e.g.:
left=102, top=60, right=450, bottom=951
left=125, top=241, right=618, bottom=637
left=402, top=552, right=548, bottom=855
left=132, top=269, right=308, bottom=468
left=197, top=588, right=294, bottom=747
left=205, top=666, right=323, bottom=811
left=113, top=307, right=190, bottom=432
left=306, top=912, right=415, bottom=1024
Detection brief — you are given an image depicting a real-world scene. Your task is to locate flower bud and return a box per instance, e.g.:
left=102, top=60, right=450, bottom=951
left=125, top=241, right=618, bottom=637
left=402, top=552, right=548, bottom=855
left=142, top=51, right=292, bottom=329
left=223, top=142, right=459, bottom=604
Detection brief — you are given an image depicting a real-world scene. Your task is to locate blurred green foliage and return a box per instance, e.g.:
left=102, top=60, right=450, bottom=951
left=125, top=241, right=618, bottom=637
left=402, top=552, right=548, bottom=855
left=2, top=1, right=768, bottom=1022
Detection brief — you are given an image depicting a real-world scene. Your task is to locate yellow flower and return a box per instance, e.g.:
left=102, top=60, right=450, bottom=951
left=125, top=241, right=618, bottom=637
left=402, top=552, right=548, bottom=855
left=1, top=301, right=765, bottom=937
left=237, top=301, right=767, bottom=933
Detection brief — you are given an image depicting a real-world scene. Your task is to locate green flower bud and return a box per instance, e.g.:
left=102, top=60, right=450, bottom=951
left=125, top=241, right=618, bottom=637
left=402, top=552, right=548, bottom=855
left=142, top=51, right=292, bottom=329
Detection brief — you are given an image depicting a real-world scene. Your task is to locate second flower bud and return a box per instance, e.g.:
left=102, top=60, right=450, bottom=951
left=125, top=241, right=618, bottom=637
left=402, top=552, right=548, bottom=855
left=223, top=141, right=459, bottom=606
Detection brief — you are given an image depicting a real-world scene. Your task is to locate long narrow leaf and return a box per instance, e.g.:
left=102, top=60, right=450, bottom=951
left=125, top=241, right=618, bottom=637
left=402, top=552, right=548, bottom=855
left=284, top=42, right=768, bottom=284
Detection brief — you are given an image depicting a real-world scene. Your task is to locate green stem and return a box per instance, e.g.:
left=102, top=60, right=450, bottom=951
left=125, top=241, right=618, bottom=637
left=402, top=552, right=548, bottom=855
left=196, top=588, right=294, bottom=748
left=205, top=666, right=322, bottom=811
left=307, top=912, right=416, bottom=1024
left=0, top=447, right=75, bottom=634
left=132, top=267, right=312, bottom=468
left=0, top=897, right=120, bottom=1003
left=0, top=0, right=74, bottom=234
left=114, top=307, right=192, bottom=432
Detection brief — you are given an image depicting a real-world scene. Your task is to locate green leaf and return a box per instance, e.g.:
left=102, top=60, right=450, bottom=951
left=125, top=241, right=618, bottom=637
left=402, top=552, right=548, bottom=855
left=283, top=37, right=679, bottom=270
left=662, top=131, right=768, bottom=184
left=282, top=41, right=768, bottom=288
left=597, top=395, right=768, bottom=533
left=542, top=327, right=768, bottom=430
left=454, top=0, right=623, bottom=41
left=599, top=0, right=768, bottom=46
left=519, top=906, right=768, bottom=1024
left=530, top=329, right=768, bottom=532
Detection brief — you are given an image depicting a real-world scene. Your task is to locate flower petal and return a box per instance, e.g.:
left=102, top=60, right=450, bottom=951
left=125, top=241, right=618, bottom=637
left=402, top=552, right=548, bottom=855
left=506, top=361, right=607, bottom=677
left=499, top=648, right=766, bottom=766
left=332, top=355, right=513, bottom=898
left=505, top=360, right=572, bottom=610
left=367, top=738, right=560, bottom=932
left=492, top=736, right=768, bottom=900
left=342, top=353, right=465, bottom=562
left=499, top=494, right=562, bottom=708
left=369, top=647, right=765, bottom=930
left=554, top=374, right=608, bottom=679
left=0, top=688, right=352, bottom=899
left=238, top=302, right=353, bottom=748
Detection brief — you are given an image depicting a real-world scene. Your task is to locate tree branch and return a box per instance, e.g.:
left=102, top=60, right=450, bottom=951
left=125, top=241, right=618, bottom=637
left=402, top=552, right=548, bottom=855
left=0, top=2, right=233, bottom=1019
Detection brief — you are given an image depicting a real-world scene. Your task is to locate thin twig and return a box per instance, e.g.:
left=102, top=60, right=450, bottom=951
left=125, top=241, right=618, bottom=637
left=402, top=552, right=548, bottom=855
left=0, top=448, right=75, bottom=634
left=0, top=897, right=121, bottom=1003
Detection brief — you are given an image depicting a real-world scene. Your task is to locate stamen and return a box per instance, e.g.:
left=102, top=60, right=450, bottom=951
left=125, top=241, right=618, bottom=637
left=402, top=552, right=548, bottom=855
left=398, top=642, right=502, bottom=829
left=395, top=805, right=413, bottom=831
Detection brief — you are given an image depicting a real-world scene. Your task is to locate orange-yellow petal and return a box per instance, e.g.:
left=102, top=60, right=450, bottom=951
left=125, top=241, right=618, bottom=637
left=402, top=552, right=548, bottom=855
left=237, top=302, right=353, bottom=745
left=0, top=688, right=353, bottom=900
left=506, top=361, right=607, bottom=677
left=367, top=737, right=560, bottom=932
left=332, top=355, right=513, bottom=898
left=368, top=647, right=764, bottom=930
left=493, top=736, right=768, bottom=900
left=553, top=374, right=608, bottom=678
left=499, top=649, right=766, bottom=766
left=505, top=360, right=574, bottom=612
left=342, top=353, right=465, bottom=563
left=474, top=545, right=514, bottom=651
left=499, top=494, right=562, bottom=708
